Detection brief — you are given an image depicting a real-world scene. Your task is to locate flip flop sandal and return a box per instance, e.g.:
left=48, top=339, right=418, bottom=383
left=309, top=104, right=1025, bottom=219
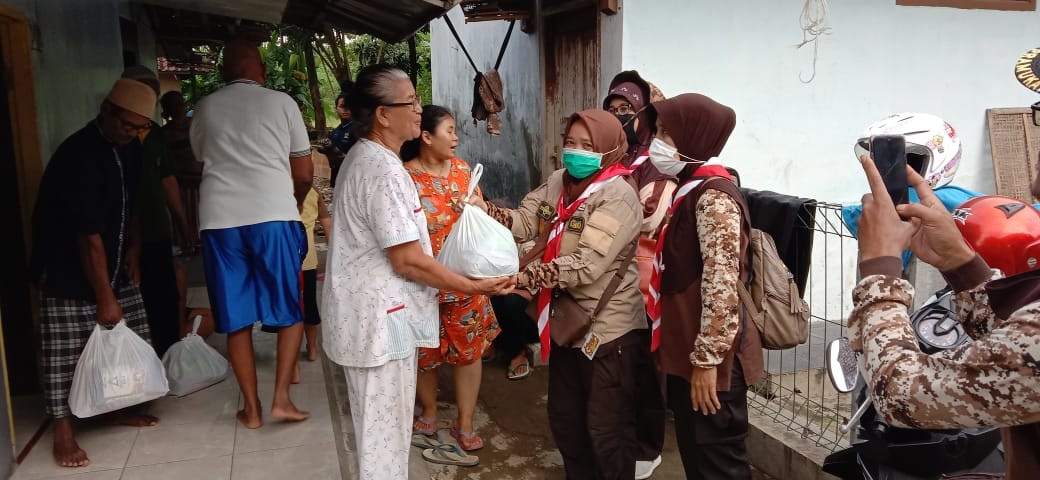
left=422, top=443, right=479, bottom=467
left=450, top=425, right=485, bottom=451
left=411, top=432, right=442, bottom=449
left=506, top=360, right=531, bottom=381
left=413, top=415, right=438, bottom=436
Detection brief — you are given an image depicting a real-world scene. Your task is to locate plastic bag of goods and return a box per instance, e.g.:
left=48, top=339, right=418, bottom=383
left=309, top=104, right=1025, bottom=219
left=69, top=320, right=170, bottom=418
left=162, top=315, right=229, bottom=397
left=436, top=164, right=520, bottom=278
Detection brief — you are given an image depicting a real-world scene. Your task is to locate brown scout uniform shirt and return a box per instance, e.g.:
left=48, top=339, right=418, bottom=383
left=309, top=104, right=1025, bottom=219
left=852, top=256, right=1040, bottom=480
left=657, top=178, right=764, bottom=391
left=498, top=169, right=645, bottom=347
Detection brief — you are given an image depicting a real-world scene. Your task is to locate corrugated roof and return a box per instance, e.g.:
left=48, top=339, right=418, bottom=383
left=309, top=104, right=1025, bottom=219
left=139, top=0, right=459, bottom=42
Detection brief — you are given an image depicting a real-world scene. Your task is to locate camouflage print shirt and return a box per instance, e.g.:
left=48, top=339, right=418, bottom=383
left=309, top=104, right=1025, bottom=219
left=849, top=256, right=1040, bottom=429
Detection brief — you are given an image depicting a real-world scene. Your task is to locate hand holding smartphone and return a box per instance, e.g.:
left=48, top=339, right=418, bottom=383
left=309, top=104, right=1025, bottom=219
left=869, top=134, right=909, bottom=205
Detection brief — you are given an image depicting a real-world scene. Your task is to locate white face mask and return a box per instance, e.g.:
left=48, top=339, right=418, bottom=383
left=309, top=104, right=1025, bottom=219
left=648, top=137, right=699, bottom=176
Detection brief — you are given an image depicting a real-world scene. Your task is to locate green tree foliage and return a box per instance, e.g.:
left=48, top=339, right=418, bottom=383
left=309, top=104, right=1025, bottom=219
left=181, top=27, right=432, bottom=132
left=345, top=31, right=431, bottom=104
left=260, top=27, right=313, bottom=122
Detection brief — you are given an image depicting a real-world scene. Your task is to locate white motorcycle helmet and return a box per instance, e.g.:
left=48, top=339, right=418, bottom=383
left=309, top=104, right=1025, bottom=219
left=854, top=113, right=963, bottom=189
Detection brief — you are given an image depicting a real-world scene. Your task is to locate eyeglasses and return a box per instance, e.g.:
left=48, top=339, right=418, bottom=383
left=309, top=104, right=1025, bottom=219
left=1032, top=101, right=1040, bottom=127
left=384, top=95, right=422, bottom=112
left=607, top=103, right=635, bottom=115
left=116, top=115, right=152, bottom=134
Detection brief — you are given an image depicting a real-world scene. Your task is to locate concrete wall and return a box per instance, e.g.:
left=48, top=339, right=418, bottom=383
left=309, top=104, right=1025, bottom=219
left=622, top=0, right=1038, bottom=203
left=0, top=0, right=156, bottom=165
left=430, top=7, right=543, bottom=205
left=599, top=8, right=623, bottom=98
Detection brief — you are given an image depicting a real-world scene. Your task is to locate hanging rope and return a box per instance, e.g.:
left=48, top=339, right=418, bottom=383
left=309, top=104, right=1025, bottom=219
left=796, top=0, right=831, bottom=83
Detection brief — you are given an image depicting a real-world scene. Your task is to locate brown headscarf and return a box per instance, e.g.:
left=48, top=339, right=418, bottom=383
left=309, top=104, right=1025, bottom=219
left=562, top=109, right=629, bottom=200
left=603, top=70, right=673, bottom=188
left=649, top=93, right=736, bottom=178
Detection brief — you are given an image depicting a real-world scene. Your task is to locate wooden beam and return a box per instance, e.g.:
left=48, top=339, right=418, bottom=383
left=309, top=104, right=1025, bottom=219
left=896, top=0, right=1035, bottom=11
left=542, top=0, right=595, bottom=17
left=599, top=0, right=618, bottom=14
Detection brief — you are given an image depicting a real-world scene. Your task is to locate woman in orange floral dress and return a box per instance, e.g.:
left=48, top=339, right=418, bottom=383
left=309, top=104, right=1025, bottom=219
left=402, top=105, right=500, bottom=451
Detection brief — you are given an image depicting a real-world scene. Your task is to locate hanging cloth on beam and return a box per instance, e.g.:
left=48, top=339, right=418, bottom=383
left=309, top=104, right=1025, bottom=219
left=444, top=15, right=516, bottom=135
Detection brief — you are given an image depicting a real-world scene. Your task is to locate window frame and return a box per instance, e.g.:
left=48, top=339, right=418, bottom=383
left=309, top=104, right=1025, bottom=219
left=896, top=0, right=1036, bottom=11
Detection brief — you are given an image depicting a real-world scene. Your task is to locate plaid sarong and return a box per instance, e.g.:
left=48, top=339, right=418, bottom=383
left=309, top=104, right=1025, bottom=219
left=40, top=284, right=151, bottom=417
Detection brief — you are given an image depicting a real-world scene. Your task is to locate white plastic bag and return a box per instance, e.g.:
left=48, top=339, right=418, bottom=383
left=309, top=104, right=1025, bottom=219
left=162, top=315, right=229, bottom=397
left=437, top=164, right=520, bottom=278
left=69, top=320, right=169, bottom=418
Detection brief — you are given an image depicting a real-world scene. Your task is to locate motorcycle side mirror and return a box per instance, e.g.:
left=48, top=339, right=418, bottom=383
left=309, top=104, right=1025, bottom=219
left=826, top=337, right=859, bottom=393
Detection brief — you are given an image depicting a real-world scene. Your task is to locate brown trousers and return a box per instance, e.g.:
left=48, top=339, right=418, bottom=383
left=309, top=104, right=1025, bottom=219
left=667, top=357, right=752, bottom=480
left=547, top=330, right=648, bottom=480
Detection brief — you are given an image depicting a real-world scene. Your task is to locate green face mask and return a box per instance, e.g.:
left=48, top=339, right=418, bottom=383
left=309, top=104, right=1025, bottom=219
left=561, top=148, right=604, bottom=179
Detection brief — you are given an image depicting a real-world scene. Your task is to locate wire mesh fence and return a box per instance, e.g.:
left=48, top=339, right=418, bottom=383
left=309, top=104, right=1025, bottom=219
left=747, top=200, right=859, bottom=452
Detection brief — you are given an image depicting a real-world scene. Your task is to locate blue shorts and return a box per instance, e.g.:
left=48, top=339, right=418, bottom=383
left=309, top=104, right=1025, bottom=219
left=201, top=221, right=306, bottom=334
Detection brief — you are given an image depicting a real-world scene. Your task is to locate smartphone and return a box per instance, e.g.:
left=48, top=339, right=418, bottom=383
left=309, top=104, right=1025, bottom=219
left=869, top=134, right=909, bottom=205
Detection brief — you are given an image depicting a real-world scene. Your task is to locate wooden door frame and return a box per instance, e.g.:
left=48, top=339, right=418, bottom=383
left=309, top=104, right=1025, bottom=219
left=0, top=3, right=42, bottom=456
left=0, top=4, right=43, bottom=236
left=540, top=9, right=602, bottom=181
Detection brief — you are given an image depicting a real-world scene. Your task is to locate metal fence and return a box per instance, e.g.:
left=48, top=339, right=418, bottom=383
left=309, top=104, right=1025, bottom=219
left=747, top=200, right=858, bottom=452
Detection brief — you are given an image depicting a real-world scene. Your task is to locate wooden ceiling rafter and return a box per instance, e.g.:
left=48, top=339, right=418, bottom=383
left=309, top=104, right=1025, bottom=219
left=459, top=0, right=530, bottom=22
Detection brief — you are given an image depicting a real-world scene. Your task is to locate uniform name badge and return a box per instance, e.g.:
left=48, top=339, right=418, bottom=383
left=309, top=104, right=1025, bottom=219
left=581, top=330, right=601, bottom=360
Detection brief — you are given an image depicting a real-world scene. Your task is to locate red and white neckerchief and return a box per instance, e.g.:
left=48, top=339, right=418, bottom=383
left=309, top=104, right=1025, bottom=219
left=646, top=177, right=706, bottom=351
left=534, top=163, right=634, bottom=362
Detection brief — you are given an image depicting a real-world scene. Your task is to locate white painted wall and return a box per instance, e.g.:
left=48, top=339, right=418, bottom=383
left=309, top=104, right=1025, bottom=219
left=431, top=8, right=544, bottom=205
left=622, top=0, right=1038, bottom=203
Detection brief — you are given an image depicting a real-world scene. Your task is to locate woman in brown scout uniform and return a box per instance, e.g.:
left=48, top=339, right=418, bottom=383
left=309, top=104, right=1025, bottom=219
left=476, top=109, right=650, bottom=479
left=644, top=93, right=764, bottom=480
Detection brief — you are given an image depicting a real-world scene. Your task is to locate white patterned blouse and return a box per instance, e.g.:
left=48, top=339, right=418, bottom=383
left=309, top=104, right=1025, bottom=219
left=321, top=139, right=439, bottom=368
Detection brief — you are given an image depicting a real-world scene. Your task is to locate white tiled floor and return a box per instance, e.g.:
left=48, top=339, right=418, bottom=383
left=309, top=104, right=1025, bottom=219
left=10, top=327, right=340, bottom=480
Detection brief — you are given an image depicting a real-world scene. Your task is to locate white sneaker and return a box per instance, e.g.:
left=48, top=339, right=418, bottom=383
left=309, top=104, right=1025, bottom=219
left=634, top=455, right=662, bottom=479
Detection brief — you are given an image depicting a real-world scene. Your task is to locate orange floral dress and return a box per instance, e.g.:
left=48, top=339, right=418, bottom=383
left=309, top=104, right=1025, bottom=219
left=406, top=158, right=500, bottom=370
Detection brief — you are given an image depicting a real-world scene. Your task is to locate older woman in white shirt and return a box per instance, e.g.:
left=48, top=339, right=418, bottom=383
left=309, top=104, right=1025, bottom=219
left=321, top=65, right=512, bottom=479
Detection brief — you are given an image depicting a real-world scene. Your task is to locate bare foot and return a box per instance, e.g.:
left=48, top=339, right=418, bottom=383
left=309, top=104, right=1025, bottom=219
left=236, top=408, right=263, bottom=429
left=306, top=348, right=318, bottom=362
left=107, top=413, right=159, bottom=427
left=53, top=419, right=89, bottom=468
left=271, top=402, right=310, bottom=422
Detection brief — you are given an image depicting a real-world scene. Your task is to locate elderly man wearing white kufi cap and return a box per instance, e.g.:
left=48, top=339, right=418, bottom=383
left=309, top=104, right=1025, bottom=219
left=29, top=77, right=162, bottom=468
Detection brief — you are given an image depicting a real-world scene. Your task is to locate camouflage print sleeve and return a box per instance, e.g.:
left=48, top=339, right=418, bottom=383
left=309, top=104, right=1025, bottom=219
left=484, top=202, right=513, bottom=229
left=691, top=189, right=742, bottom=367
left=952, top=269, right=1005, bottom=339
left=850, top=275, right=1040, bottom=429
left=516, top=262, right=560, bottom=290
